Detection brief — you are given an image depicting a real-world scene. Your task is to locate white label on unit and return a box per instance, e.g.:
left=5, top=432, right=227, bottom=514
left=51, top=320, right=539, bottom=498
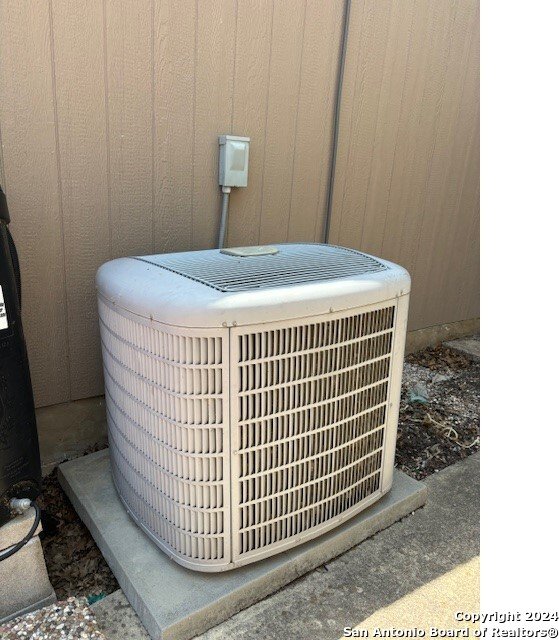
left=0, top=285, right=8, bottom=329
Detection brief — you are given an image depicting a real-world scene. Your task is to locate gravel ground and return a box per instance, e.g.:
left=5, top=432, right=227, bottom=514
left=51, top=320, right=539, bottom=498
left=36, top=341, right=479, bottom=602
left=0, top=597, right=106, bottom=639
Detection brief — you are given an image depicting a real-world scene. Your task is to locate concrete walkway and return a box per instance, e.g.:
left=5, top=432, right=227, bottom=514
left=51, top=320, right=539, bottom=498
left=355, top=556, right=479, bottom=636
left=444, top=335, right=480, bottom=362
left=94, top=453, right=479, bottom=639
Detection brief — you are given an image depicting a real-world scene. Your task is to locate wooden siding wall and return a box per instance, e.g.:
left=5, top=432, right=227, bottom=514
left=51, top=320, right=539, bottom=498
left=329, top=0, right=480, bottom=330
left=0, top=0, right=479, bottom=408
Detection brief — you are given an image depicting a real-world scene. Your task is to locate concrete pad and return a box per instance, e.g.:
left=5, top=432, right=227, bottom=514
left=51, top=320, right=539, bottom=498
left=59, top=449, right=426, bottom=640
left=443, top=336, right=480, bottom=361
left=196, top=453, right=479, bottom=640
left=0, top=510, right=56, bottom=623
left=92, top=454, right=479, bottom=640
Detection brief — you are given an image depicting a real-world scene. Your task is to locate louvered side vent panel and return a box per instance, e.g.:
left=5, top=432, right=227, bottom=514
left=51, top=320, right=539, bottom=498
left=232, top=305, right=396, bottom=561
left=98, top=299, right=229, bottom=567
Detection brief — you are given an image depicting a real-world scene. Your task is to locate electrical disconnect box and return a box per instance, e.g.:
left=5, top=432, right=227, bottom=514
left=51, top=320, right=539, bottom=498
left=219, top=135, right=250, bottom=187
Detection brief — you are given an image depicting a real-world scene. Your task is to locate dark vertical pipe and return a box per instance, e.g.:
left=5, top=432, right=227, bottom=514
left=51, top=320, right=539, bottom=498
left=323, top=0, right=352, bottom=244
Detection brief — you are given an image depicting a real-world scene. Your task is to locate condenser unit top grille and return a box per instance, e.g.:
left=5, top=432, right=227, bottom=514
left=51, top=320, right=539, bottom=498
left=97, top=243, right=409, bottom=329
left=133, top=244, right=387, bottom=292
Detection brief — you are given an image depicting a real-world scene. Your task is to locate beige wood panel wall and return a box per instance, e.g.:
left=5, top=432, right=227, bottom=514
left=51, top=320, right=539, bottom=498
left=0, top=0, right=344, bottom=407
left=329, top=0, right=480, bottom=331
left=0, top=0, right=479, bottom=408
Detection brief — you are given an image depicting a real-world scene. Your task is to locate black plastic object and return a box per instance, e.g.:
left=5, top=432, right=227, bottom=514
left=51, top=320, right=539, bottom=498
left=0, top=187, right=41, bottom=526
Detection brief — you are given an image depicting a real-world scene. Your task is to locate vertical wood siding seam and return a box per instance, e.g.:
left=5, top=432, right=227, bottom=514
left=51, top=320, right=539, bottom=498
left=437, top=16, right=479, bottom=314
left=150, top=0, right=156, bottom=253
left=256, top=0, right=305, bottom=245
left=106, top=1, right=154, bottom=258
left=314, top=0, right=344, bottom=243
left=415, top=1, right=478, bottom=325
left=336, top=0, right=366, bottom=246
left=230, top=0, right=239, bottom=134
left=378, top=0, right=418, bottom=254
left=433, top=9, right=477, bottom=265
left=286, top=0, right=308, bottom=240
left=359, top=0, right=393, bottom=252
left=257, top=0, right=276, bottom=243
left=326, top=0, right=364, bottom=246
left=102, top=0, right=113, bottom=259
left=406, top=2, right=457, bottom=278
left=152, top=0, right=197, bottom=254
left=191, top=0, right=198, bottom=249
left=393, top=0, right=441, bottom=263
left=47, top=0, right=72, bottom=398
left=187, top=1, right=195, bottom=251
left=192, top=0, right=236, bottom=250
left=455, top=37, right=480, bottom=321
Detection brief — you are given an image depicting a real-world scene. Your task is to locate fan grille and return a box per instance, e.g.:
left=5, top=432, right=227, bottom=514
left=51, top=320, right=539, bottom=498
left=134, top=244, right=387, bottom=292
left=231, top=305, right=396, bottom=560
left=98, top=298, right=229, bottom=565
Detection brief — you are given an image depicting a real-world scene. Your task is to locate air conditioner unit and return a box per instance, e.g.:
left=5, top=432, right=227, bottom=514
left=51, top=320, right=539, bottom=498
left=96, top=243, right=410, bottom=572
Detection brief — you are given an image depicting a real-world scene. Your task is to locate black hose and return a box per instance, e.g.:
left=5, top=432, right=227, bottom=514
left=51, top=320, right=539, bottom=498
left=6, top=226, right=21, bottom=309
left=0, top=502, right=41, bottom=562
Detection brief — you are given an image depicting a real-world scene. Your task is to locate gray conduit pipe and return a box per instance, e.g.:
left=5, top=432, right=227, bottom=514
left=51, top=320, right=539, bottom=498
left=323, top=0, right=352, bottom=244
left=218, top=186, right=231, bottom=249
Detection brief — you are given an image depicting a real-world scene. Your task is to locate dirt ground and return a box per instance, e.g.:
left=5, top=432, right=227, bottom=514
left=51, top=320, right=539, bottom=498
left=38, top=342, right=479, bottom=600
left=397, top=343, right=480, bottom=479
left=38, top=469, right=118, bottom=600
